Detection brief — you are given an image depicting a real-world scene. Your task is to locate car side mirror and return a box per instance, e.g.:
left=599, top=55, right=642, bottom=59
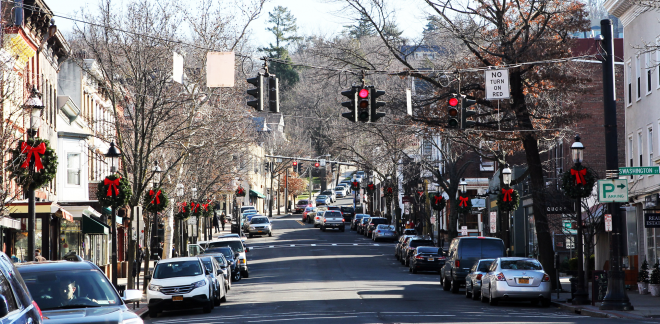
left=217, top=269, right=223, bottom=275
left=122, top=289, right=143, bottom=303
left=205, top=269, right=211, bottom=275
left=0, top=295, right=8, bottom=318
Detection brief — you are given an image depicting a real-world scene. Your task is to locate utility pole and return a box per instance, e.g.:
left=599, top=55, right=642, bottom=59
left=285, top=168, right=289, bottom=214
left=599, top=18, right=633, bottom=311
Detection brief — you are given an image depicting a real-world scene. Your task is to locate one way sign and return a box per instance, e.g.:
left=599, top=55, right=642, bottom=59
left=598, top=179, right=628, bottom=203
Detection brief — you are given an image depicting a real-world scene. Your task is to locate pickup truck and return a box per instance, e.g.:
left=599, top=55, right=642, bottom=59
left=320, top=210, right=345, bottom=232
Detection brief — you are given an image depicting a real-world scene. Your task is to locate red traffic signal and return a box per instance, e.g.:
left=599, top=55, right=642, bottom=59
left=314, top=162, right=320, bottom=167
left=292, top=161, right=298, bottom=166
left=449, top=97, right=459, bottom=107
left=358, top=88, right=369, bottom=99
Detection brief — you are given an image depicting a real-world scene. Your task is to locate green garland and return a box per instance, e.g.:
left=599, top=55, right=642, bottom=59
left=497, top=187, right=520, bottom=212
left=175, top=202, right=191, bottom=220
left=144, top=188, right=169, bottom=213
left=456, top=196, right=472, bottom=214
left=235, top=186, right=246, bottom=197
left=430, top=193, right=446, bottom=211
left=97, top=174, right=132, bottom=208
left=9, top=138, right=58, bottom=190
left=561, top=166, right=597, bottom=199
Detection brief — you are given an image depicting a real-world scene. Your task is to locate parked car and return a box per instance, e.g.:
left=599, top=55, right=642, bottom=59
left=334, top=186, right=346, bottom=198
left=201, top=252, right=232, bottom=290
left=372, top=224, right=397, bottom=242
left=340, top=206, right=355, bottom=224
left=395, top=235, right=415, bottom=261
left=441, top=237, right=506, bottom=293
left=302, top=207, right=316, bottom=222
left=357, top=217, right=371, bottom=234
left=240, top=206, right=257, bottom=214
left=195, top=237, right=252, bottom=278
left=147, top=257, right=214, bottom=317
left=400, top=236, right=435, bottom=266
left=245, top=216, right=273, bottom=238
left=340, top=180, right=353, bottom=190
left=320, top=210, right=345, bottom=232
left=480, top=257, right=551, bottom=307
left=198, top=256, right=227, bottom=306
left=0, top=252, right=45, bottom=324
left=409, top=246, right=445, bottom=273
left=465, top=259, right=495, bottom=300
left=351, top=214, right=370, bottom=231
left=295, top=199, right=313, bottom=213
left=218, top=233, right=246, bottom=244
left=364, top=217, right=388, bottom=237
left=337, top=183, right=350, bottom=193
left=315, top=195, right=331, bottom=206
left=321, top=190, right=336, bottom=203
left=314, top=211, right=325, bottom=228
left=203, top=247, right=241, bottom=282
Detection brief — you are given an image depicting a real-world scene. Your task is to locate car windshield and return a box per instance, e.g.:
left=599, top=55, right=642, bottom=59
left=403, top=229, right=416, bottom=235
left=362, top=218, right=370, bottom=224
left=206, top=240, right=245, bottom=253
left=305, top=207, right=315, bottom=212
left=324, top=211, right=342, bottom=217
left=204, top=247, right=233, bottom=260
left=317, top=195, right=327, bottom=199
left=355, top=214, right=368, bottom=219
left=335, top=187, right=344, bottom=190
left=377, top=225, right=395, bottom=231
left=21, top=269, right=121, bottom=311
left=500, top=259, right=543, bottom=270
left=410, top=240, right=434, bottom=248
left=297, top=200, right=308, bottom=205
left=371, top=218, right=387, bottom=225
left=417, top=247, right=438, bottom=254
left=153, top=260, right=203, bottom=279
left=341, top=207, right=354, bottom=212
left=322, top=191, right=333, bottom=195
left=200, top=258, right=214, bottom=272
left=251, top=217, right=269, bottom=224
left=478, top=260, right=494, bottom=272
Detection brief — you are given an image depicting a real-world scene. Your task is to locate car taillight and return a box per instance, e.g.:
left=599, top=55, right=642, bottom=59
left=376, top=230, right=381, bottom=233
left=455, top=260, right=460, bottom=267
left=496, top=272, right=506, bottom=281
left=370, top=223, right=374, bottom=226
left=476, top=274, right=482, bottom=280
left=342, top=219, right=345, bottom=222
left=415, top=255, right=424, bottom=259
left=542, top=273, right=550, bottom=282
left=32, top=301, right=43, bottom=320
left=323, top=219, right=327, bottom=223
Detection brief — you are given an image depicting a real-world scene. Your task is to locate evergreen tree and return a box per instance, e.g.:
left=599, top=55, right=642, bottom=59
left=639, top=259, right=650, bottom=283
left=344, top=12, right=376, bottom=39
left=260, top=6, right=300, bottom=89
left=651, top=262, right=660, bottom=285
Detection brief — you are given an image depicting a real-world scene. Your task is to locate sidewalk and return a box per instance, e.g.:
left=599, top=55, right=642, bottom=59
left=551, top=277, right=660, bottom=320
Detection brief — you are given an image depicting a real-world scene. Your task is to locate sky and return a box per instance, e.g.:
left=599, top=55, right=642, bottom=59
left=45, top=0, right=429, bottom=48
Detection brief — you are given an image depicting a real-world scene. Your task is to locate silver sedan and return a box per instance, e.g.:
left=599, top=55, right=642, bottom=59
left=465, top=259, right=495, bottom=300
left=480, top=257, right=551, bottom=307
left=372, top=224, right=397, bottom=241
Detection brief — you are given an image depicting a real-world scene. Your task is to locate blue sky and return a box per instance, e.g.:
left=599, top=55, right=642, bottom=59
left=46, top=0, right=429, bottom=46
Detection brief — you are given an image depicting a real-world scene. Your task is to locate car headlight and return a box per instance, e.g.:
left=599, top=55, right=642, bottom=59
left=193, top=279, right=207, bottom=288
left=148, top=284, right=161, bottom=292
left=122, top=318, right=144, bottom=324
left=249, top=226, right=256, bottom=230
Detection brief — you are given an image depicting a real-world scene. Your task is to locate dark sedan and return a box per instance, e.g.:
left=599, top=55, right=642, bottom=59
left=409, top=246, right=445, bottom=273
left=17, top=261, right=143, bottom=324
left=357, top=217, right=371, bottom=234
left=340, top=206, right=355, bottom=224
left=351, top=214, right=369, bottom=231
left=401, top=237, right=435, bottom=266
left=364, top=217, right=388, bottom=237
left=203, top=247, right=241, bottom=281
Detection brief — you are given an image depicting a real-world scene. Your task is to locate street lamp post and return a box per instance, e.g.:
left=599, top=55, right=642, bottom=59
left=571, top=135, right=589, bottom=305
left=191, top=187, right=197, bottom=247
left=24, top=87, right=44, bottom=262
left=459, top=178, right=467, bottom=232
left=105, top=141, right=121, bottom=288
left=176, top=184, right=184, bottom=256
left=502, top=166, right=512, bottom=246
left=151, top=161, right=162, bottom=261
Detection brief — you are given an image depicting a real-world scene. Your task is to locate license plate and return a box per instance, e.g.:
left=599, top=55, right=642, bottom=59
left=258, top=231, right=263, bottom=233
left=428, top=257, right=434, bottom=261
left=172, top=296, right=183, bottom=301
left=518, top=278, right=529, bottom=284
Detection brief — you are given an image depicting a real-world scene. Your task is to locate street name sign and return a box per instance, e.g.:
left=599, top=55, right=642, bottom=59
left=597, top=179, right=628, bottom=203
left=619, top=166, right=659, bottom=176
left=485, top=69, right=510, bottom=100
left=604, top=214, right=612, bottom=232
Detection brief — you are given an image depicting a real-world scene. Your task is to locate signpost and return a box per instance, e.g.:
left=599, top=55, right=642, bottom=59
left=320, top=159, right=326, bottom=167
left=490, top=212, right=497, bottom=234
left=461, top=226, right=468, bottom=236
left=619, top=166, right=659, bottom=176
left=485, top=69, right=510, bottom=100
left=597, top=179, right=628, bottom=203
left=605, top=214, right=612, bottom=232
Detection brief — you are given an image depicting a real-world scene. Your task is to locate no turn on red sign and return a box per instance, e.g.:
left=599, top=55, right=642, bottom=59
left=485, top=69, right=510, bottom=100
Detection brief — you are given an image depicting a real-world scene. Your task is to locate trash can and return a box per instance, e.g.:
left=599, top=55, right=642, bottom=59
left=569, top=277, right=577, bottom=301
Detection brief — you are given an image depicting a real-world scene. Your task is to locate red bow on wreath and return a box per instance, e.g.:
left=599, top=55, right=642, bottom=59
left=417, top=191, right=424, bottom=197
left=434, top=196, right=444, bottom=205
left=191, top=203, right=199, bottom=213
left=571, top=168, right=587, bottom=185
left=149, top=190, right=161, bottom=204
left=202, top=203, right=209, bottom=211
left=459, top=196, right=469, bottom=207
left=104, top=177, right=121, bottom=197
left=368, top=184, right=375, bottom=191
left=237, top=187, right=244, bottom=195
left=386, top=187, right=393, bottom=194
left=178, top=202, right=187, bottom=213
left=20, top=142, right=46, bottom=171
left=502, top=188, right=514, bottom=202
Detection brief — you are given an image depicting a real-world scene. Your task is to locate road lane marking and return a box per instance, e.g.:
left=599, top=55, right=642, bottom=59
left=269, top=246, right=274, bottom=248
left=311, top=244, right=316, bottom=246
left=332, top=243, right=337, bottom=246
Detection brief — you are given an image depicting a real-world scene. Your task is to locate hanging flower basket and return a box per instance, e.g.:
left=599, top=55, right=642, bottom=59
left=456, top=195, right=472, bottom=214
left=9, top=138, right=58, bottom=190
left=144, top=188, right=169, bottom=213
left=97, top=174, right=132, bottom=208
left=561, top=166, right=597, bottom=199
left=430, top=193, right=446, bottom=211
left=497, top=187, right=520, bottom=212
left=235, top=186, right=246, bottom=197
left=175, top=202, right=191, bottom=220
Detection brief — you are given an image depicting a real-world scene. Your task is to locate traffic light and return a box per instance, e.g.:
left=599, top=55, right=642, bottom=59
left=341, top=86, right=358, bottom=122
left=461, top=96, right=477, bottom=129
left=314, top=162, right=320, bottom=168
left=264, top=161, right=270, bottom=172
left=269, top=75, right=280, bottom=113
left=357, top=87, right=370, bottom=122
left=370, top=88, right=386, bottom=122
left=331, top=163, right=337, bottom=172
left=246, top=73, right=264, bottom=111
left=447, top=94, right=459, bottom=128
left=292, top=161, right=298, bottom=167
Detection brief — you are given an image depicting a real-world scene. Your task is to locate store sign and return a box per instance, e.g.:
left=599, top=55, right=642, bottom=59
left=644, top=213, right=660, bottom=228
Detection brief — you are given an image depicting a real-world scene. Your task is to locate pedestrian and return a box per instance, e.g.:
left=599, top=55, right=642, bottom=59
left=213, top=213, right=221, bottom=232
left=220, top=213, right=226, bottom=232
left=136, top=245, right=144, bottom=275
left=34, top=249, right=46, bottom=262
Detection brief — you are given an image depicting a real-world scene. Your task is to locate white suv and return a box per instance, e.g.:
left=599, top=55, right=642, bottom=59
left=147, top=257, right=214, bottom=318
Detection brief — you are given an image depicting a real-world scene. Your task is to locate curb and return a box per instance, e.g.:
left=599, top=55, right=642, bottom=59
left=551, top=301, right=644, bottom=320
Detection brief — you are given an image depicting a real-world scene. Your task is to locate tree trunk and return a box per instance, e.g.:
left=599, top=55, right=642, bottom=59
left=127, top=220, right=135, bottom=290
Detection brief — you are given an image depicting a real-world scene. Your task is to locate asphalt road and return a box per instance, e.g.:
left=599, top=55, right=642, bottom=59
left=144, top=196, right=648, bottom=324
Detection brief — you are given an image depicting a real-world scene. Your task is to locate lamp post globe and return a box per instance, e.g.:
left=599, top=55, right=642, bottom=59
left=502, top=165, right=512, bottom=186
left=459, top=178, right=467, bottom=194
left=571, top=135, right=584, bottom=165
left=105, top=141, right=121, bottom=173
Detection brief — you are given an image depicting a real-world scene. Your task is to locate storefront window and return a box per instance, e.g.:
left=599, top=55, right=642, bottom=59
left=648, top=228, right=656, bottom=265
left=15, top=219, right=42, bottom=262
left=59, top=219, right=81, bottom=259
left=84, top=234, right=108, bottom=266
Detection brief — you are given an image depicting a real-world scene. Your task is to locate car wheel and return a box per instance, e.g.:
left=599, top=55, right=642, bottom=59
left=248, top=233, right=253, bottom=238
left=321, top=226, right=325, bottom=231
left=268, top=232, right=272, bottom=237
left=243, top=270, right=249, bottom=278
left=233, top=271, right=241, bottom=282
left=450, top=278, right=459, bottom=294
left=489, top=289, right=498, bottom=306
left=541, top=298, right=551, bottom=307
left=442, top=276, right=451, bottom=291
left=465, top=283, right=472, bottom=298
left=471, top=287, right=480, bottom=300
left=203, top=301, right=213, bottom=313
left=340, top=227, right=345, bottom=232
left=411, top=264, right=417, bottom=274
left=148, top=308, right=159, bottom=318
left=221, top=293, right=227, bottom=302
left=214, top=294, right=221, bottom=306
left=530, top=299, right=539, bottom=306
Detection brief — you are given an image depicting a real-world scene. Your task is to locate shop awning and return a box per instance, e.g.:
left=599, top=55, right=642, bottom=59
left=55, top=208, right=74, bottom=222
left=250, top=189, right=265, bottom=198
left=82, top=214, right=109, bottom=235
left=0, top=217, right=20, bottom=230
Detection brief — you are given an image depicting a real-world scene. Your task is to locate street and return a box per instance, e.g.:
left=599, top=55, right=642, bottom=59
left=144, top=197, right=643, bottom=324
